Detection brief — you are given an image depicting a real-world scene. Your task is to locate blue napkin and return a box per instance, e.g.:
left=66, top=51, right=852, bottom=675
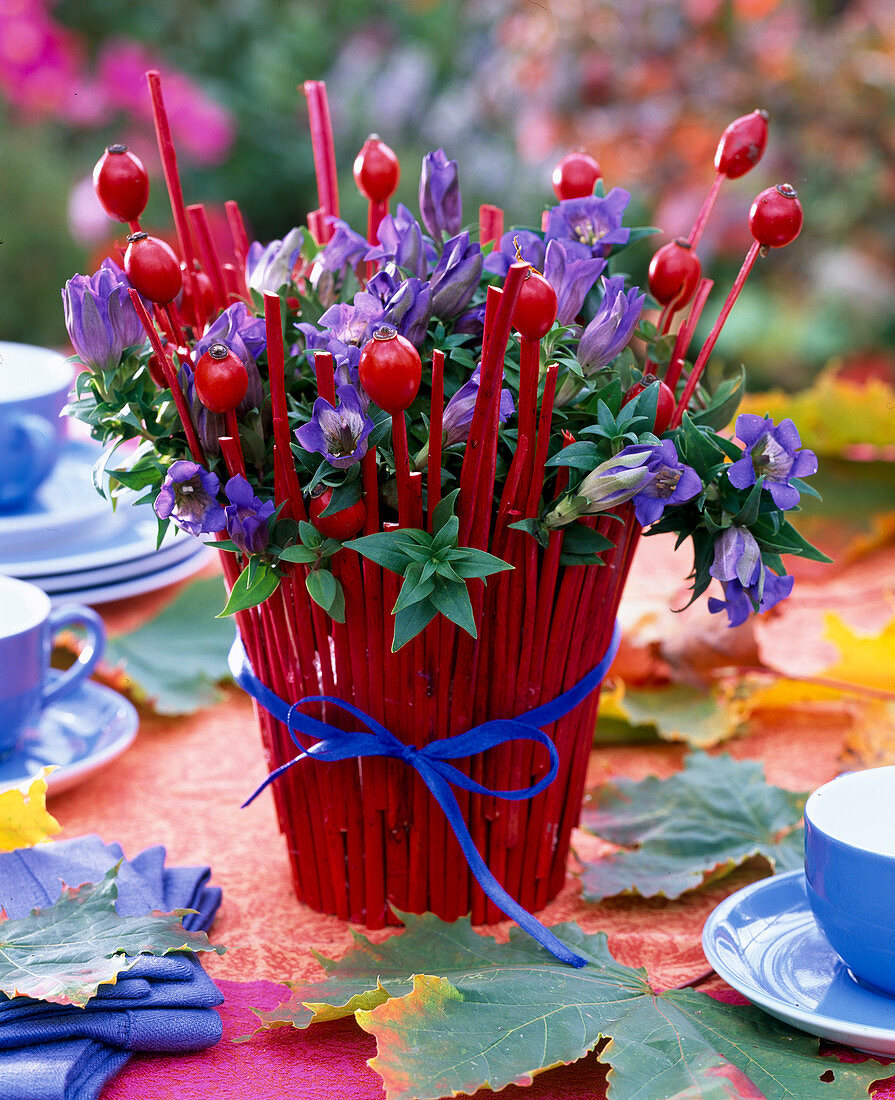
left=0, top=835, right=223, bottom=1100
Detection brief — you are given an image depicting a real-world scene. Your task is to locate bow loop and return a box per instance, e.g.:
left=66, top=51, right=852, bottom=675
left=230, top=620, right=622, bottom=970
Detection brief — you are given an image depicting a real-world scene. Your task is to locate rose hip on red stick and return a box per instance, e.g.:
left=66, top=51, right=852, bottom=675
left=359, top=327, right=422, bottom=527
left=195, top=342, right=248, bottom=413
left=93, top=144, right=149, bottom=230
left=353, top=135, right=400, bottom=202
left=715, top=109, right=770, bottom=180
left=513, top=268, right=557, bottom=341
left=750, top=183, right=803, bottom=248
left=124, top=232, right=182, bottom=305
left=624, top=375, right=676, bottom=433
left=309, top=488, right=367, bottom=540
left=648, top=239, right=702, bottom=309
left=551, top=151, right=602, bottom=200
left=359, top=327, right=422, bottom=415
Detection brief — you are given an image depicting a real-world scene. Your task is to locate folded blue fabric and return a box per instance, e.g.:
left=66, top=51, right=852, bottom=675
left=0, top=835, right=223, bottom=1100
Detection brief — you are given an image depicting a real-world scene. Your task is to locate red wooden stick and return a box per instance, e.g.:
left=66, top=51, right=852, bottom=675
left=314, top=351, right=337, bottom=405
left=478, top=203, right=504, bottom=246
left=673, top=241, right=761, bottom=426
left=225, top=199, right=250, bottom=269
left=264, top=291, right=307, bottom=519
left=129, top=289, right=205, bottom=464
left=307, top=209, right=328, bottom=246
left=427, top=349, right=445, bottom=531
left=524, top=363, right=559, bottom=517
left=303, top=81, right=339, bottom=238
left=145, top=70, right=201, bottom=328
left=219, top=433, right=245, bottom=479
left=391, top=412, right=414, bottom=528
left=187, top=203, right=228, bottom=313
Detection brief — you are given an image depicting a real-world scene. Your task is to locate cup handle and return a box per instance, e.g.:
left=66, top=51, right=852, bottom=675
left=42, top=605, right=107, bottom=707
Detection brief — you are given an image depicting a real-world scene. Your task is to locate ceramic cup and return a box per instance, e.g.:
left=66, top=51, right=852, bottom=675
left=0, top=341, right=73, bottom=511
left=804, top=766, right=895, bottom=996
left=0, top=575, right=106, bottom=759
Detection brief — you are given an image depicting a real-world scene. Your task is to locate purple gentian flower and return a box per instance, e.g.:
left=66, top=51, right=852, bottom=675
left=318, top=218, right=369, bottom=275
left=483, top=230, right=546, bottom=278
left=318, top=292, right=386, bottom=347
left=577, top=276, right=645, bottom=373
left=63, top=259, right=147, bottom=370
left=419, top=149, right=462, bottom=241
left=546, top=446, right=655, bottom=526
left=295, top=384, right=374, bottom=469
left=622, top=440, right=702, bottom=526
left=543, top=239, right=606, bottom=325
left=195, top=302, right=264, bottom=411
left=429, top=232, right=484, bottom=319
left=365, top=203, right=435, bottom=279
left=383, top=278, right=433, bottom=347
left=453, top=301, right=487, bottom=337
left=726, top=414, right=818, bottom=510
left=246, top=228, right=303, bottom=294
left=544, top=188, right=632, bottom=260
left=154, top=460, right=225, bottom=537
left=708, top=572, right=794, bottom=628
left=442, top=365, right=515, bottom=447
left=706, top=524, right=795, bottom=626
left=224, top=475, right=275, bottom=555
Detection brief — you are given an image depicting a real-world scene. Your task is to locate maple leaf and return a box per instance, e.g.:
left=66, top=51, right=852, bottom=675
left=0, top=769, right=61, bottom=851
left=578, top=753, right=806, bottom=901
left=0, top=864, right=225, bottom=1006
left=250, top=914, right=891, bottom=1100
left=597, top=680, right=749, bottom=748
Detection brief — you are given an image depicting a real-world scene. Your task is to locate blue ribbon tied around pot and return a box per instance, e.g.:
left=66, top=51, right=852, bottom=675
left=230, top=621, right=621, bottom=969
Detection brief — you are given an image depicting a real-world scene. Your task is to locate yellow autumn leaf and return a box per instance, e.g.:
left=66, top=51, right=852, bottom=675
left=0, top=769, right=61, bottom=852
left=739, top=366, right=895, bottom=457
left=818, top=611, right=895, bottom=693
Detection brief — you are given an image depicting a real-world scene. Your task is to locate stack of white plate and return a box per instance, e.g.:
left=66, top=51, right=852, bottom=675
left=0, top=438, right=213, bottom=604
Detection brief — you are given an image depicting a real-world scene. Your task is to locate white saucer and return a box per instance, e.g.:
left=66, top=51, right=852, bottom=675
left=0, top=439, right=119, bottom=555
left=46, top=545, right=215, bottom=606
left=0, top=678, right=139, bottom=795
left=703, top=869, right=895, bottom=1056
left=34, top=530, right=204, bottom=592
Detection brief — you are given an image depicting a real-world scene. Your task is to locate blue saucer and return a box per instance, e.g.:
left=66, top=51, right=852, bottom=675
left=703, top=869, right=895, bottom=1057
left=0, top=679, right=138, bottom=795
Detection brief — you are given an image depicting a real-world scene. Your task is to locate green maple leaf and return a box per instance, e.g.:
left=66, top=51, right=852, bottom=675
left=248, top=915, right=889, bottom=1100
left=579, top=752, right=807, bottom=902
left=105, top=576, right=236, bottom=714
left=0, top=865, right=225, bottom=1006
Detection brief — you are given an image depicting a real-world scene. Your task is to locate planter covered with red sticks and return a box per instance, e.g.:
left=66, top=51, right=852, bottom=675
left=64, top=80, right=827, bottom=961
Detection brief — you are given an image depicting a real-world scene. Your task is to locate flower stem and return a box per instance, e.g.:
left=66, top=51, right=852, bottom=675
left=689, top=171, right=724, bottom=249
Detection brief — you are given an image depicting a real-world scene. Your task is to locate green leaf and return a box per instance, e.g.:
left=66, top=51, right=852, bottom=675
left=104, top=577, right=236, bottom=715
left=305, top=568, right=345, bottom=622
left=278, top=544, right=319, bottom=564
left=446, top=549, right=513, bottom=580
left=218, top=561, right=280, bottom=618
left=0, top=865, right=224, bottom=1007
left=429, top=580, right=477, bottom=637
left=392, top=599, right=438, bottom=651
left=692, top=366, right=746, bottom=431
left=431, top=488, right=460, bottom=534
left=345, top=531, right=421, bottom=575
left=579, top=753, right=807, bottom=901
left=248, top=913, right=884, bottom=1100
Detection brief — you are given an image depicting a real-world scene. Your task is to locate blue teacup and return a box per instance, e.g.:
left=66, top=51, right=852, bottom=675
left=0, top=575, right=106, bottom=759
left=0, top=342, right=73, bottom=511
left=805, top=767, right=895, bottom=996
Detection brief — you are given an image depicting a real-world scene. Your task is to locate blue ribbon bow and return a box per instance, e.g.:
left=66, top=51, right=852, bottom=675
left=230, top=621, right=621, bottom=968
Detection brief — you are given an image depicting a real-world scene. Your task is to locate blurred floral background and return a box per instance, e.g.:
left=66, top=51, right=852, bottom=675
left=2, top=0, right=894, bottom=391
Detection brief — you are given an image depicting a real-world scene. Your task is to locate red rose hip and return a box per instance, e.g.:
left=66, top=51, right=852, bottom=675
left=513, top=268, right=557, bottom=340
left=93, top=144, right=149, bottom=223
left=648, top=239, right=702, bottom=308
left=353, top=135, right=400, bottom=202
left=624, top=375, right=676, bottom=433
left=124, top=232, right=182, bottom=304
left=551, top=151, right=602, bottom=201
left=194, top=342, right=248, bottom=413
left=309, top=488, right=367, bottom=539
left=358, top=327, right=422, bottom=415
left=714, top=109, right=769, bottom=180
left=749, top=184, right=803, bottom=248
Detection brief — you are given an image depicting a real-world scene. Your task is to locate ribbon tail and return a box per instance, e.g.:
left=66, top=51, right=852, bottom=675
left=241, top=752, right=309, bottom=808
left=418, top=766, right=587, bottom=968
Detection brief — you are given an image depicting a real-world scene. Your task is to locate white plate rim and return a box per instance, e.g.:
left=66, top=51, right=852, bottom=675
left=46, top=546, right=216, bottom=606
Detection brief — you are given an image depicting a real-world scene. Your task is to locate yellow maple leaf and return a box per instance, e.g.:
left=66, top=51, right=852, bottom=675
left=818, top=611, right=895, bottom=694
left=739, top=367, right=895, bottom=457
left=0, top=769, right=61, bottom=852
